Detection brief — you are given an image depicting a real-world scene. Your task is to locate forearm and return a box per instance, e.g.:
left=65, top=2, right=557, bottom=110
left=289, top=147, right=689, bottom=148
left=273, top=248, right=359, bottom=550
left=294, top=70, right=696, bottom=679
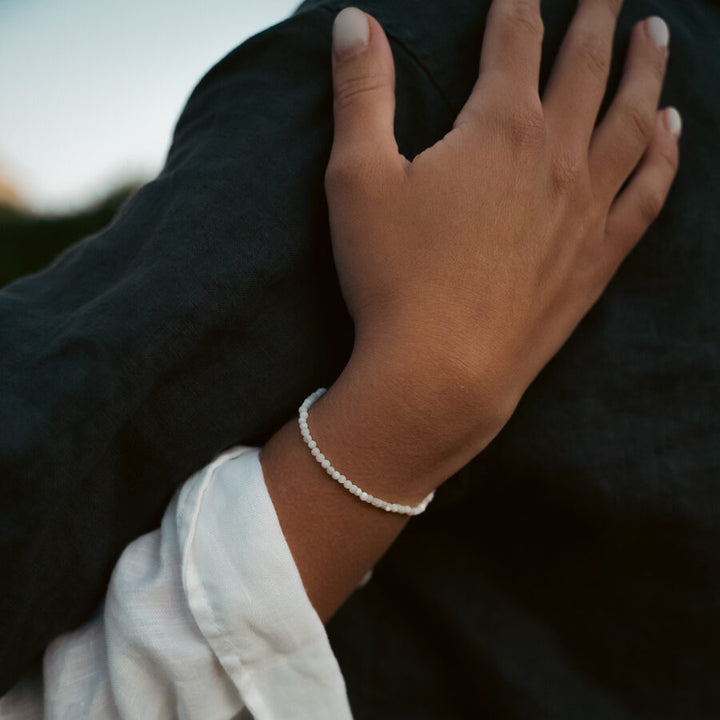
left=260, top=410, right=411, bottom=623
left=259, top=364, right=422, bottom=621
left=260, top=343, right=499, bottom=622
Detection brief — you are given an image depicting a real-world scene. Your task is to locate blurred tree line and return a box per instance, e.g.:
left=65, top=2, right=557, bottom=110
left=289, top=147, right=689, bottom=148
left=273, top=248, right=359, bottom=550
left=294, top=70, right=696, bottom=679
left=0, top=183, right=140, bottom=288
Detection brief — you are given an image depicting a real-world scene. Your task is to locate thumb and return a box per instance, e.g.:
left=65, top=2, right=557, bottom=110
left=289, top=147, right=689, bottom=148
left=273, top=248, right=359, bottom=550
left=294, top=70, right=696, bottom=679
left=330, top=7, right=399, bottom=163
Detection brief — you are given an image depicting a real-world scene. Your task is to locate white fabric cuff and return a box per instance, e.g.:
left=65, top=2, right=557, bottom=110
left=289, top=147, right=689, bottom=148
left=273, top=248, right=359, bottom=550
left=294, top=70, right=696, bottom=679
left=176, top=446, right=353, bottom=720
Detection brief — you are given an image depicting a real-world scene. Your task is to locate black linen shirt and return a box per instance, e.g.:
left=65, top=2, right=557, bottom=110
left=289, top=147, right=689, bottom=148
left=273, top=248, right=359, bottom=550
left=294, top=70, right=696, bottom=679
left=1, top=0, right=719, bottom=716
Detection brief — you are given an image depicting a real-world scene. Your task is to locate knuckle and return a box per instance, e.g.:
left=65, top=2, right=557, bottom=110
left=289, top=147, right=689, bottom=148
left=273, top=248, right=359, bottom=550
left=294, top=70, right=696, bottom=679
left=658, top=146, right=680, bottom=175
left=324, top=152, right=363, bottom=193
left=502, top=99, right=546, bottom=150
left=334, top=73, right=387, bottom=111
left=637, top=187, right=665, bottom=223
left=498, top=0, right=544, bottom=37
left=575, top=32, right=611, bottom=82
left=620, top=99, right=656, bottom=147
left=550, top=150, right=585, bottom=194
left=324, top=144, right=382, bottom=194
left=606, top=0, right=623, bottom=19
left=648, top=53, right=668, bottom=84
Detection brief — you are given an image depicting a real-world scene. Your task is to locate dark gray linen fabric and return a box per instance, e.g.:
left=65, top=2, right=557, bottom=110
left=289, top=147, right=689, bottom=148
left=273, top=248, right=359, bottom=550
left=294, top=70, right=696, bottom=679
left=1, top=0, right=718, bottom=716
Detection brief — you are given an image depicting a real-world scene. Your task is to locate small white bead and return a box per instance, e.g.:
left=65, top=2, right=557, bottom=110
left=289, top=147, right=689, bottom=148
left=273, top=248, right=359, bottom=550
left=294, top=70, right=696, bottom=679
left=299, top=389, right=434, bottom=517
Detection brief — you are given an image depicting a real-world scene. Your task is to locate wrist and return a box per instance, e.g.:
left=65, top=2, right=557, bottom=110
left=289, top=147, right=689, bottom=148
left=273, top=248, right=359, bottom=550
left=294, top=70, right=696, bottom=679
left=257, top=340, right=508, bottom=622
left=312, top=340, right=507, bottom=502
left=352, top=305, right=521, bottom=431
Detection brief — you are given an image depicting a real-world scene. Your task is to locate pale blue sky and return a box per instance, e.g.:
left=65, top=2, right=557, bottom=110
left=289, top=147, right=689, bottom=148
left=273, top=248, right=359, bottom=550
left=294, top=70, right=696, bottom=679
left=0, top=0, right=299, bottom=211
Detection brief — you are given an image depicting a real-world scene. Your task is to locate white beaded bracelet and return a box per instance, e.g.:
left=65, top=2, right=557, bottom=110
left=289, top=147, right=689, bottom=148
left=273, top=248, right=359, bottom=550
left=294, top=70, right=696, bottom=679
left=298, top=388, right=435, bottom=516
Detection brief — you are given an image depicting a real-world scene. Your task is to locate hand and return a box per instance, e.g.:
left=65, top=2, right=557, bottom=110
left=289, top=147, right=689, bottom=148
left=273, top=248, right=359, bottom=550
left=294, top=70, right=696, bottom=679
left=261, top=0, right=681, bottom=621
left=325, top=0, right=680, bottom=467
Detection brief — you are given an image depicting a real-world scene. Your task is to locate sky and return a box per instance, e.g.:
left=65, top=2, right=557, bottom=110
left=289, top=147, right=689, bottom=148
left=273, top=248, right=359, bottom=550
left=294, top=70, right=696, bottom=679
left=0, top=0, right=299, bottom=212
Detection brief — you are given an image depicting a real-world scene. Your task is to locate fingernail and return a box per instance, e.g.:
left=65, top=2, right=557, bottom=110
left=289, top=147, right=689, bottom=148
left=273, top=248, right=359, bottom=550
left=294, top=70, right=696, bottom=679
left=646, top=16, right=670, bottom=49
left=333, top=7, right=370, bottom=55
left=664, top=107, right=682, bottom=138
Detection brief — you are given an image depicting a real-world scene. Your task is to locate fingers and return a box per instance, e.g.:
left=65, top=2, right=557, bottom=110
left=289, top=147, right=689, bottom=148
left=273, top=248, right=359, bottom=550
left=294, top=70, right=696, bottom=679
left=455, top=0, right=543, bottom=125
left=602, top=108, right=680, bottom=271
left=589, top=17, right=670, bottom=201
left=480, top=0, right=544, bottom=86
left=543, top=0, right=623, bottom=151
left=328, top=8, right=399, bottom=167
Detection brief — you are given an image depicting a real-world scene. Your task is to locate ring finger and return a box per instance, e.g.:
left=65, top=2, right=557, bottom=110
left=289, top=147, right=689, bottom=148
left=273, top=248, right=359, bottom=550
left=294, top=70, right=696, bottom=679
left=589, top=16, right=670, bottom=202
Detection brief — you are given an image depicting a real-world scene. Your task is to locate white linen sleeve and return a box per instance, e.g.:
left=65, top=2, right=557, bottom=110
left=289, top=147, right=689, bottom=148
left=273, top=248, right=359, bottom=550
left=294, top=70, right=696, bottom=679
left=0, top=446, right=353, bottom=720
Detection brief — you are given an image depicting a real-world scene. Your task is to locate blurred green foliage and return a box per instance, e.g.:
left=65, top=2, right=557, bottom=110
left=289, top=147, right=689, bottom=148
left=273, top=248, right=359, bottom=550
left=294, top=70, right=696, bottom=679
left=0, top=185, right=140, bottom=288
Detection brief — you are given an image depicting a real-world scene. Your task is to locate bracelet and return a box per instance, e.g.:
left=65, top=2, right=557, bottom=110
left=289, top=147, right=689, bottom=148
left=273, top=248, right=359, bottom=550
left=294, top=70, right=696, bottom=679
left=298, top=388, right=435, bottom=516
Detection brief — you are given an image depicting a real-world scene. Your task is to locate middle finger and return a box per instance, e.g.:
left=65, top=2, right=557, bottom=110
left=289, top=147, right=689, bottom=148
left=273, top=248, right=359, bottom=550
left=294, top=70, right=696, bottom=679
left=542, top=0, right=623, bottom=151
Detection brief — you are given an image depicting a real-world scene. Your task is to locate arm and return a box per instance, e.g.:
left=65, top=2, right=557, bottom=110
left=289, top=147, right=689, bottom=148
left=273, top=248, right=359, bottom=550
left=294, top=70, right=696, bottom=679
left=0, top=448, right=354, bottom=720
